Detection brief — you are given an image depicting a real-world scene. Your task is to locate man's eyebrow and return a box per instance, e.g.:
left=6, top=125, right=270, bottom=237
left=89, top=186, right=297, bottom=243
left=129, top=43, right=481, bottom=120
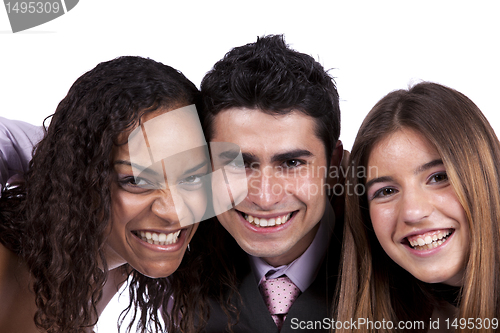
left=271, top=149, right=313, bottom=163
left=414, top=159, right=444, bottom=175
left=113, top=160, right=160, bottom=176
left=365, top=176, right=394, bottom=190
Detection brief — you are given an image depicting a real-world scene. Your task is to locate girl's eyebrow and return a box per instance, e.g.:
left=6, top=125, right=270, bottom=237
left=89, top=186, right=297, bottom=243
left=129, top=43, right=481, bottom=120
left=366, top=176, right=394, bottom=190
left=365, top=159, right=444, bottom=190
left=414, top=159, right=444, bottom=175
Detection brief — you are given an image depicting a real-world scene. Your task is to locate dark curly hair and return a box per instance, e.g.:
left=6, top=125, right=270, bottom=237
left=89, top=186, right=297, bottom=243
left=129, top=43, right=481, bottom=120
left=200, top=34, right=341, bottom=159
left=0, top=56, right=209, bottom=333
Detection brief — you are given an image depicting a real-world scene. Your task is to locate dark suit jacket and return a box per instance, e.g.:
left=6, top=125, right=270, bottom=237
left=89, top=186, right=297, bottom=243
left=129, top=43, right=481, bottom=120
left=203, top=213, right=342, bottom=333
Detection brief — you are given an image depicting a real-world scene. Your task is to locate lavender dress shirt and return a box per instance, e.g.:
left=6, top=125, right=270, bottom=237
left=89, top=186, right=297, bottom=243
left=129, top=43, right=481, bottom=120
left=0, top=117, right=43, bottom=187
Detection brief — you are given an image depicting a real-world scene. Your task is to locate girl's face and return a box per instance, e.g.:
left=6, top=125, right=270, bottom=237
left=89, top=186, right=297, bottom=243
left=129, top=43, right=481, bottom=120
left=366, top=128, right=469, bottom=286
left=105, top=106, right=208, bottom=278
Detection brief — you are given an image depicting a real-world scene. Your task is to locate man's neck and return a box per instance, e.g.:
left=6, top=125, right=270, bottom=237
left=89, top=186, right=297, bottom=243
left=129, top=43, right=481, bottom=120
left=263, top=222, right=320, bottom=267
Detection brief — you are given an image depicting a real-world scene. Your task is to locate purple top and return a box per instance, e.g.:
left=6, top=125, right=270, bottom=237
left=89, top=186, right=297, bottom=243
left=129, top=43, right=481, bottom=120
left=0, top=117, right=43, bottom=187
left=249, top=200, right=334, bottom=292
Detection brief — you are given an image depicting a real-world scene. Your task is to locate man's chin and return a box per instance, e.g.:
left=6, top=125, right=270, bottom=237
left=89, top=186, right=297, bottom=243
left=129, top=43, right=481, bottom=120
left=239, top=242, right=291, bottom=262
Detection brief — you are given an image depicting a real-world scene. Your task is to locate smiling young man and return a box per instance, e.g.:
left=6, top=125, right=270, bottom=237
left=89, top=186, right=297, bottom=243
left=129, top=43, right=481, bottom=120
left=199, top=35, right=344, bottom=332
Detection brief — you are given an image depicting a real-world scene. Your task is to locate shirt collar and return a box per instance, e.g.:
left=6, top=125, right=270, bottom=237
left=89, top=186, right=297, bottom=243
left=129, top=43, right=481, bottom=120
left=249, top=200, right=335, bottom=292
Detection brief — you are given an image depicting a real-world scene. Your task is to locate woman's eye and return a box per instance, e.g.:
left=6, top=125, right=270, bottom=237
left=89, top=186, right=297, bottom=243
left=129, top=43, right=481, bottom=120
left=181, top=175, right=202, bottom=184
left=130, top=178, right=148, bottom=186
left=120, top=176, right=147, bottom=186
left=429, top=172, right=448, bottom=184
left=228, top=160, right=246, bottom=169
left=118, top=176, right=156, bottom=193
left=178, top=174, right=205, bottom=191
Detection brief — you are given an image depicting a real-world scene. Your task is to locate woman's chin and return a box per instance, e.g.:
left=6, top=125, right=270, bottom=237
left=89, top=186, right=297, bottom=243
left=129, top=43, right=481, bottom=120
left=134, top=259, right=183, bottom=279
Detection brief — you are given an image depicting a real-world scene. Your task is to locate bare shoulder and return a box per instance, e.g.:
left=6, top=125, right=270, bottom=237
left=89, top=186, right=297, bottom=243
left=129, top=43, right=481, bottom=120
left=0, top=243, right=41, bottom=333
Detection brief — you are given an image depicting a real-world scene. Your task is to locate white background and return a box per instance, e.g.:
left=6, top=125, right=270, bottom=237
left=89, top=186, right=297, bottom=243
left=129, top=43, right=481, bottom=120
left=1, top=1, right=499, bottom=331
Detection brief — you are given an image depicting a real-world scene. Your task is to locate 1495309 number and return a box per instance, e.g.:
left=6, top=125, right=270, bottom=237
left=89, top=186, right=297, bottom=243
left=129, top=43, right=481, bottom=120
left=5, top=2, right=60, bottom=14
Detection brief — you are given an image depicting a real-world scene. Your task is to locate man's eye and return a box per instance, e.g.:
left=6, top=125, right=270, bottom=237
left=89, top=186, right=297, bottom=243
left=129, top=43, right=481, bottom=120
left=283, top=159, right=303, bottom=168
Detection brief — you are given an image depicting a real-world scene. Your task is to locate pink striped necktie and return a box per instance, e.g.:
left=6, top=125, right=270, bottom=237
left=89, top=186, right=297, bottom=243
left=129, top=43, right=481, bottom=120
left=258, top=275, right=301, bottom=330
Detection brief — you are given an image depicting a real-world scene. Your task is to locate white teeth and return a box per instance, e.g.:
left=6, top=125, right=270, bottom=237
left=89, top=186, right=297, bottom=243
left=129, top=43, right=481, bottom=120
left=138, top=230, right=181, bottom=245
left=243, top=213, right=293, bottom=228
left=408, top=230, right=453, bottom=250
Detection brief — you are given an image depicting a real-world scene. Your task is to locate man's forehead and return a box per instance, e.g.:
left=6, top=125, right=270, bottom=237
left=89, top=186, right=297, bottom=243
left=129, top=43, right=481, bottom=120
left=211, top=107, right=324, bottom=152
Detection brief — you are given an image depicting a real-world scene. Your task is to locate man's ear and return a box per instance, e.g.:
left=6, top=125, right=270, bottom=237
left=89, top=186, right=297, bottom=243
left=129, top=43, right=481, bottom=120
left=326, top=140, right=344, bottom=187
left=330, top=140, right=344, bottom=170
left=326, top=140, right=350, bottom=218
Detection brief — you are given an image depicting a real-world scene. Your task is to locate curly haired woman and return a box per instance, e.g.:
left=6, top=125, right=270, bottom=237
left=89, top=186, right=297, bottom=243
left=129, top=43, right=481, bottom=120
left=0, top=56, right=215, bottom=333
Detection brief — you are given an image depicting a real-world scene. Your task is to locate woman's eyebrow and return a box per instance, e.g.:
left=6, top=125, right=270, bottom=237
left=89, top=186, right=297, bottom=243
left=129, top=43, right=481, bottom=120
left=113, top=160, right=160, bottom=176
left=181, top=160, right=209, bottom=175
left=414, top=159, right=444, bottom=175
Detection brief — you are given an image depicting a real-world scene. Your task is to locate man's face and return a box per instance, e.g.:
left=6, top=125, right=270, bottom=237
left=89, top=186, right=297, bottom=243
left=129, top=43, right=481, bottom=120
left=211, top=108, right=330, bottom=266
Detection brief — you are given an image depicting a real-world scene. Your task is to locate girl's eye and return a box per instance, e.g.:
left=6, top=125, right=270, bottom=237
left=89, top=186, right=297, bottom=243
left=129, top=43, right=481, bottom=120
left=429, top=172, right=448, bottom=184
left=372, top=187, right=398, bottom=199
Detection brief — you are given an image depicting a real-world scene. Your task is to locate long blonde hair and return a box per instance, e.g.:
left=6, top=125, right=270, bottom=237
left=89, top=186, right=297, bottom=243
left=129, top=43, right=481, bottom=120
left=335, top=82, right=500, bottom=332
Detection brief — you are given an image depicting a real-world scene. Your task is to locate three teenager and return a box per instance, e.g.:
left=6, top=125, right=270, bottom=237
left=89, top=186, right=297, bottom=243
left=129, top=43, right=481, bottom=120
left=0, top=35, right=498, bottom=332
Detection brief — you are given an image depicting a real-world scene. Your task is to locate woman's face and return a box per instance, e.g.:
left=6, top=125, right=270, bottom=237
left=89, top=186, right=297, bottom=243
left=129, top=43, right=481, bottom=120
left=366, top=128, right=469, bottom=286
left=105, top=106, right=208, bottom=278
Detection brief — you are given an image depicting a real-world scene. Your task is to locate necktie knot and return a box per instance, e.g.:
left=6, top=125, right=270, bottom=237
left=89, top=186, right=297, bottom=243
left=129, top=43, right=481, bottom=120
left=259, top=275, right=301, bottom=329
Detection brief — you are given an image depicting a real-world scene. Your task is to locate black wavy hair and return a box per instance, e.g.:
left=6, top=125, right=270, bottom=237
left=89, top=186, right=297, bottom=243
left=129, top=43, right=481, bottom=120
left=200, top=34, right=341, bottom=159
